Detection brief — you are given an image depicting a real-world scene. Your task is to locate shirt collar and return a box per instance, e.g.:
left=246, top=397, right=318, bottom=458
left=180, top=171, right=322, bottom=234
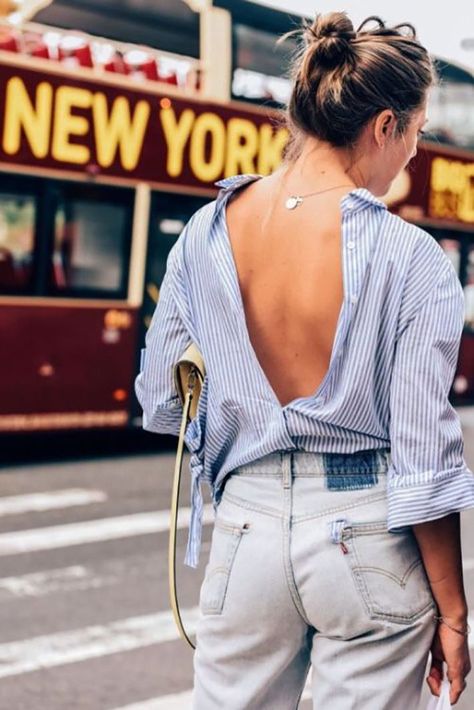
left=214, top=174, right=388, bottom=214
left=339, top=187, right=388, bottom=212
left=214, top=174, right=262, bottom=215
left=214, top=174, right=263, bottom=190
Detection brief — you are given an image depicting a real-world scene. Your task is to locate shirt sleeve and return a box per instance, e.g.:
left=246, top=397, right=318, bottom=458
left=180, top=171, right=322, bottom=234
left=134, top=231, right=192, bottom=436
left=387, top=259, right=474, bottom=531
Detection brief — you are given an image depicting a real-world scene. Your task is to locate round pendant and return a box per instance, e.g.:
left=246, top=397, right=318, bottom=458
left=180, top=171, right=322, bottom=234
left=285, top=196, right=301, bottom=210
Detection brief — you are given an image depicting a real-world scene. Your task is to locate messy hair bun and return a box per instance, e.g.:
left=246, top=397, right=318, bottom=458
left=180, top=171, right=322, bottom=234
left=302, top=11, right=356, bottom=72
left=279, top=11, right=436, bottom=156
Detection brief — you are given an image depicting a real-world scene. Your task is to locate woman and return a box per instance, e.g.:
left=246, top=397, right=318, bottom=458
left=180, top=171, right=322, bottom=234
left=135, top=10, right=474, bottom=709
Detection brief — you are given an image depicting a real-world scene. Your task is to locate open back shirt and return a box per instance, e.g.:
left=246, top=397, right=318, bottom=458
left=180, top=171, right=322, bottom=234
left=135, top=173, right=474, bottom=568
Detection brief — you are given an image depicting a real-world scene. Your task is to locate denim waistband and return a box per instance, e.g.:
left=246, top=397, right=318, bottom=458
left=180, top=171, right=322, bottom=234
left=231, top=448, right=391, bottom=477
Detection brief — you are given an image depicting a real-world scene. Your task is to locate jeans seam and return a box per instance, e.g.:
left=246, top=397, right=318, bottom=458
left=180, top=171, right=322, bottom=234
left=232, top=471, right=387, bottom=478
left=221, top=490, right=281, bottom=519
left=292, top=491, right=388, bottom=524
left=221, top=489, right=388, bottom=523
left=281, top=453, right=312, bottom=626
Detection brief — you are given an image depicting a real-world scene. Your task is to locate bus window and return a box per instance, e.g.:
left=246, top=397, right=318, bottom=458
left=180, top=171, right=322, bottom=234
left=50, top=184, right=133, bottom=298
left=231, top=24, right=295, bottom=105
left=465, top=244, right=474, bottom=329
left=143, top=192, right=208, bottom=327
left=0, top=192, right=36, bottom=292
left=428, top=62, right=474, bottom=149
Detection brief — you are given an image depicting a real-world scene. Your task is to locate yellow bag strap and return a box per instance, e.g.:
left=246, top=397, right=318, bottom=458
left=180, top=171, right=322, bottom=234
left=169, top=343, right=205, bottom=651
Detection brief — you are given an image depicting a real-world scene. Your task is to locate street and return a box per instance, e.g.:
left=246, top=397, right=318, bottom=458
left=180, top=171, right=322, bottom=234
left=0, top=410, right=473, bottom=709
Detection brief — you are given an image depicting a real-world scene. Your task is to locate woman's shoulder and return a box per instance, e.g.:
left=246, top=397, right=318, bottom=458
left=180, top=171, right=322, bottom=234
left=384, top=210, right=451, bottom=273
left=181, top=174, right=263, bottom=249
left=388, top=213, right=461, bottom=321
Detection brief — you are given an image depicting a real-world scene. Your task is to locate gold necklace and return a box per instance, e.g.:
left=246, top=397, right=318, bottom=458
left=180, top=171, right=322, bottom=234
left=285, top=183, right=357, bottom=210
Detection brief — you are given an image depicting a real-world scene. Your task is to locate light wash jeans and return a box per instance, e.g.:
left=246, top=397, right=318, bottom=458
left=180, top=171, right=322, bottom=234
left=192, top=449, right=438, bottom=710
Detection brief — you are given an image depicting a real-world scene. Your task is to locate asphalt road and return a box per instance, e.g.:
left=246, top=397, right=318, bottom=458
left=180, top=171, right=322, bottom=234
left=0, top=409, right=473, bottom=709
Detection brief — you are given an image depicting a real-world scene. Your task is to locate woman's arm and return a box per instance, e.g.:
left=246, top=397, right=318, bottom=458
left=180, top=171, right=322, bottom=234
left=135, top=229, right=192, bottom=436
left=412, top=513, right=471, bottom=705
left=386, top=258, right=474, bottom=704
left=387, top=262, right=474, bottom=535
left=412, top=512, right=467, bottom=621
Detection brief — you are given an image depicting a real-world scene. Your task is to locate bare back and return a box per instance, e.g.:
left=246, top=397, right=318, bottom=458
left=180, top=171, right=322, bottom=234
left=224, top=174, right=348, bottom=408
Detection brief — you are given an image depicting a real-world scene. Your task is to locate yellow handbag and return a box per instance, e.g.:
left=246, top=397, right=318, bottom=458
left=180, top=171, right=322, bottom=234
left=170, top=342, right=206, bottom=650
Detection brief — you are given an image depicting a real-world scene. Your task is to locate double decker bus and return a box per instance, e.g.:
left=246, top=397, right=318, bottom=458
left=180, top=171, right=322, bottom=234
left=0, top=0, right=472, bottom=436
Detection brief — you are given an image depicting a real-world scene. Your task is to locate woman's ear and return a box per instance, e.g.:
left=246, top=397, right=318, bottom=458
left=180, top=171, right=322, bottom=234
left=374, top=109, right=396, bottom=147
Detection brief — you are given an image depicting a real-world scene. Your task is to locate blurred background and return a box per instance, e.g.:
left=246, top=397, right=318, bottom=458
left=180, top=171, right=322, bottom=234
left=0, top=1, right=472, bottom=708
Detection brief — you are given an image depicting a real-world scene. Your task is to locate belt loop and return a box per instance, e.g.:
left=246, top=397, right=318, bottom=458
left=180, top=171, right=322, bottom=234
left=282, top=451, right=292, bottom=489
left=329, top=518, right=348, bottom=543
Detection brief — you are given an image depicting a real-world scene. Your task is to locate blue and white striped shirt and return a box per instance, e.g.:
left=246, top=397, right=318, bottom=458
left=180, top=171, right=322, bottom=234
left=135, top=172, right=474, bottom=568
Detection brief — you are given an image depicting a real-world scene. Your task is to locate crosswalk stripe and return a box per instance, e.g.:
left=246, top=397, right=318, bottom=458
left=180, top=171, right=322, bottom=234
left=0, top=565, right=110, bottom=598
left=0, top=489, right=107, bottom=516
left=0, top=505, right=215, bottom=556
left=0, top=505, right=472, bottom=566
left=113, top=691, right=192, bottom=710
left=0, top=552, right=470, bottom=599
left=0, top=608, right=201, bottom=679
left=0, top=541, right=217, bottom=599
left=0, top=605, right=464, bottom=708
left=0, top=600, right=470, bottom=694
left=112, top=674, right=314, bottom=709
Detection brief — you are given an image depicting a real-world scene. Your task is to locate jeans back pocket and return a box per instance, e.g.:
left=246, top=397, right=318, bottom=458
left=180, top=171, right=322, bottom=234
left=341, top=520, right=435, bottom=624
left=199, top=515, right=251, bottom=616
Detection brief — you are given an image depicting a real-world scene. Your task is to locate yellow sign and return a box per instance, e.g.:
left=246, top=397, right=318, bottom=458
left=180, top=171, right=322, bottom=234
left=0, top=70, right=288, bottom=185
left=430, top=156, right=474, bottom=223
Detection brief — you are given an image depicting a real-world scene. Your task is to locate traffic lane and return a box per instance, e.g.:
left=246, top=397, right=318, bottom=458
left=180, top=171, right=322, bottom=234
left=0, top=523, right=211, bottom=645
left=0, top=450, right=203, bottom=710
left=0, top=451, right=181, bottom=533
left=0, top=636, right=195, bottom=710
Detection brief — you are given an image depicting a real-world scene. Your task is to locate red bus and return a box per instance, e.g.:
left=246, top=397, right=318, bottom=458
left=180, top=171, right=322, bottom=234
left=0, top=0, right=472, bottom=436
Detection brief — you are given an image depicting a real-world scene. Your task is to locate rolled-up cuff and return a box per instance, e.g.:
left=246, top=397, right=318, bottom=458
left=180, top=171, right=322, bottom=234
left=387, top=464, right=474, bottom=531
left=142, top=397, right=183, bottom=435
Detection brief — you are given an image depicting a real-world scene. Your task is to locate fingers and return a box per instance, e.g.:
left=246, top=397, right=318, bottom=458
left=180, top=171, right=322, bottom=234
left=447, top=659, right=471, bottom=705
left=426, top=655, right=443, bottom=696
left=426, top=628, right=472, bottom=703
left=426, top=673, right=441, bottom=696
left=449, top=676, right=467, bottom=705
left=427, top=668, right=467, bottom=704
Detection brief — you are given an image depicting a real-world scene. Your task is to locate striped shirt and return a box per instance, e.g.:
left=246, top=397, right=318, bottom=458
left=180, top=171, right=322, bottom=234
left=134, top=172, right=474, bottom=569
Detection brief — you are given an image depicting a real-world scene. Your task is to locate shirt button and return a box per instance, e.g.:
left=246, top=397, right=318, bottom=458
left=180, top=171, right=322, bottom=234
left=347, top=241, right=356, bottom=250
left=350, top=295, right=358, bottom=304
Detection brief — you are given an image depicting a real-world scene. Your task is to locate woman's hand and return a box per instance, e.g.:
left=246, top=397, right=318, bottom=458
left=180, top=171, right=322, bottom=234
left=427, top=618, right=471, bottom=705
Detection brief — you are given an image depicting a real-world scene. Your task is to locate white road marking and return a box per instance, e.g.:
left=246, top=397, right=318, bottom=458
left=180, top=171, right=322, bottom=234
left=112, top=692, right=192, bottom=710
left=0, top=489, right=107, bottom=516
left=108, top=614, right=474, bottom=708
left=0, top=607, right=201, bottom=679
left=0, top=505, right=215, bottom=556
left=111, top=671, right=313, bottom=709
left=0, top=599, right=465, bottom=698
left=0, top=565, right=113, bottom=598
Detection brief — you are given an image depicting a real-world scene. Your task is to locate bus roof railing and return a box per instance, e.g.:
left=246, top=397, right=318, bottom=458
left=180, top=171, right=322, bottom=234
left=0, top=18, right=202, bottom=93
